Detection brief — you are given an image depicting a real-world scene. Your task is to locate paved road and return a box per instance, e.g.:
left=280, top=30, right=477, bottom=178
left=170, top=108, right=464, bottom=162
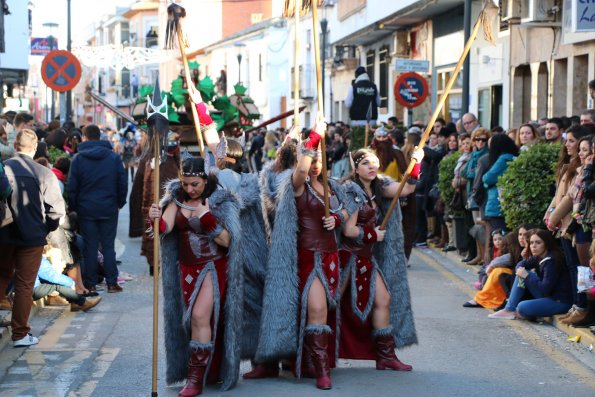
left=0, top=201, right=594, bottom=397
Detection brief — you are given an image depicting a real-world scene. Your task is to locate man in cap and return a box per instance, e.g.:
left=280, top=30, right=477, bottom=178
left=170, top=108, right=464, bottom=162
left=345, top=66, right=380, bottom=126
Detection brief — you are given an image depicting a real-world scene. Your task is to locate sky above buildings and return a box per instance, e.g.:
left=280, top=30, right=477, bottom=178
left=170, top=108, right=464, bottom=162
left=30, top=0, right=136, bottom=48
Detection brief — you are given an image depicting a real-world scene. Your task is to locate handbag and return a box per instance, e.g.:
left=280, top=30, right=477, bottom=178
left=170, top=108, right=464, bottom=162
left=449, top=190, right=466, bottom=212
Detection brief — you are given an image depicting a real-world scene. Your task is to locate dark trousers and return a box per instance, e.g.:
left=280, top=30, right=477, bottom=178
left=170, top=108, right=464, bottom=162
left=33, top=283, right=84, bottom=305
left=559, top=237, right=587, bottom=308
left=414, top=194, right=427, bottom=242
left=401, top=194, right=416, bottom=260
left=79, top=215, right=119, bottom=288
left=0, top=244, right=44, bottom=340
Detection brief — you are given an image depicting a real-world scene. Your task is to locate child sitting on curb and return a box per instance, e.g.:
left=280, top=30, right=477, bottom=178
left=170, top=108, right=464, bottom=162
left=33, top=245, right=101, bottom=312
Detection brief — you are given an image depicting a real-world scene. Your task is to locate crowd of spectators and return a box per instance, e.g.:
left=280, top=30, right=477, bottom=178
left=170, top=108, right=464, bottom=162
left=0, top=113, right=134, bottom=347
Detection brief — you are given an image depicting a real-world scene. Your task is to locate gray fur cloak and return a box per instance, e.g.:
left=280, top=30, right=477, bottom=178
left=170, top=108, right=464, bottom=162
left=216, top=169, right=268, bottom=359
left=356, top=176, right=417, bottom=348
left=255, top=174, right=359, bottom=366
left=259, top=161, right=293, bottom=243
left=160, top=179, right=243, bottom=390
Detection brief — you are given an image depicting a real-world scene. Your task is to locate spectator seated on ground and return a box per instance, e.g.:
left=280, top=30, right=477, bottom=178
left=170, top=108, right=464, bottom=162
left=33, top=245, right=101, bottom=312
left=464, top=231, right=521, bottom=310
left=489, top=229, right=573, bottom=320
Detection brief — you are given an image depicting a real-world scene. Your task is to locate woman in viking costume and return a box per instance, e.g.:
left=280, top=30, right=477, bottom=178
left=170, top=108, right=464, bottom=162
left=253, top=121, right=353, bottom=390
left=148, top=157, right=243, bottom=397
left=339, top=148, right=423, bottom=371
left=242, top=139, right=298, bottom=379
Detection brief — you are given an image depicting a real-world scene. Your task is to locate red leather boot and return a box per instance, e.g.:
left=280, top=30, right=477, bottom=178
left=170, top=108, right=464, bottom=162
left=374, top=331, right=412, bottom=371
left=242, top=361, right=280, bottom=379
left=304, top=329, right=332, bottom=390
left=179, top=343, right=211, bottom=397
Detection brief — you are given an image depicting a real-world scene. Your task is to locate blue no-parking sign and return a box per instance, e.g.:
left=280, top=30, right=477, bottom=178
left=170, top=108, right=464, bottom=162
left=393, top=72, right=429, bottom=108
left=41, top=50, right=82, bottom=92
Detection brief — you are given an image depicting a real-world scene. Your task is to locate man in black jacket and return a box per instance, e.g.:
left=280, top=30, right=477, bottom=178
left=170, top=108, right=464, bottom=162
left=0, top=129, right=65, bottom=347
left=68, top=125, right=127, bottom=294
left=345, top=66, right=380, bottom=126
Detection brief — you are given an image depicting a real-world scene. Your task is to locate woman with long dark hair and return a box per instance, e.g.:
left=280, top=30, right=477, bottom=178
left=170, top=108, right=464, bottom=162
left=148, top=157, right=243, bottom=396
left=254, top=120, right=351, bottom=390
left=489, top=229, right=572, bottom=320
left=546, top=125, right=594, bottom=325
left=339, top=147, right=422, bottom=373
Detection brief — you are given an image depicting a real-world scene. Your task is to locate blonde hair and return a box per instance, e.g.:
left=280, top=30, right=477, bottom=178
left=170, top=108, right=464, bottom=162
left=15, top=128, right=38, bottom=152
left=471, top=127, right=491, bottom=142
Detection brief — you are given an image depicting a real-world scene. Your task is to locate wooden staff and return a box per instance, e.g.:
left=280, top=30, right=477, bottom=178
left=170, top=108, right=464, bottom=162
left=293, top=0, right=301, bottom=133
left=166, top=4, right=206, bottom=158
left=151, top=133, right=160, bottom=397
left=310, top=1, right=330, bottom=216
left=380, top=4, right=496, bottom=230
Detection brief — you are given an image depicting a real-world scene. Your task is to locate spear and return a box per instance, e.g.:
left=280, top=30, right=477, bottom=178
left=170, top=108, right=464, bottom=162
left=165, top=2, right=207, bottom=158
left=285, top=1, right=329, bottom=215
left=379, top=0, right=499, bottom=230
left=146, top=75, right=169, bottom=397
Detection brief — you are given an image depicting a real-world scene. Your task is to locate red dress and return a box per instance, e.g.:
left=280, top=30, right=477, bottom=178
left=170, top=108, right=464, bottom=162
left=295, top=183, right=340, bottom=368
left=175, top=207, right=228, bottom=383
left=339, top=201, right=381, bottom=360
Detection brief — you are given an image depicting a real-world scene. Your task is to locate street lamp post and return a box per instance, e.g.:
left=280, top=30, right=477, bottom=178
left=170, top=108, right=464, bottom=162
left=66, top=0, right=73, bottom=122
left=234, top=42, right=246, bottom=85
left=43, top=22, right=59, bottom=121
left=320, top=18, right=328, bottom=101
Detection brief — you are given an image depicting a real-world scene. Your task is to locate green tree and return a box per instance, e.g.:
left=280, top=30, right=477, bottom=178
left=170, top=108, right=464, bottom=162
left=498, top=143, right=560, bottom=229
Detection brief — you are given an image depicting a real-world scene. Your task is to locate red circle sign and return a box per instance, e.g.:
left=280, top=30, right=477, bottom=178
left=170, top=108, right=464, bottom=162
left=41, top=50, right=82, bottom=92
left=393, top=72, right=429, bottom=108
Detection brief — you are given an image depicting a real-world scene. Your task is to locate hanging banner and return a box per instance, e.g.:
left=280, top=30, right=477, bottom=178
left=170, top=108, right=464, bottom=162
left=31, top=37, right=59, bottom=56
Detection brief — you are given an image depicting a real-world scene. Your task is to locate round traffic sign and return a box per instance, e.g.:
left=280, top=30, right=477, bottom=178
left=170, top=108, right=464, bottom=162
left=393, top=72, right=429, bottom=108
left=41, top=50, right=82, bottom=92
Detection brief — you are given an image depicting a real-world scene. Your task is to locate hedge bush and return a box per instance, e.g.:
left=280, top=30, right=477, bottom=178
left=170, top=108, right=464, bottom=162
left=438, top=151, right=462, bottom=213
left=48, top=146, right=67, bottom=165
left=498, top=143, right=560, bottom=229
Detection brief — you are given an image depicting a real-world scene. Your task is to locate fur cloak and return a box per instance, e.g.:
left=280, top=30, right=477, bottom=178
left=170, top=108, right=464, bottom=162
left=160, top=180, right=243, bottom=391
left=259, top=161, right=293, bottom=243
left=255, top=174, right=358, bottom=364
left=373, top=176, right=417, bottom=348
left=216, top=169, right=268, bottom=360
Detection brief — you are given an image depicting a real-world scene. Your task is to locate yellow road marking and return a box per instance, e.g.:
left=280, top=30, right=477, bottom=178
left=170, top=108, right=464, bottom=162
left=414, top=250, right=595, bottom=391
left=35, top=311, right=75, bottom=349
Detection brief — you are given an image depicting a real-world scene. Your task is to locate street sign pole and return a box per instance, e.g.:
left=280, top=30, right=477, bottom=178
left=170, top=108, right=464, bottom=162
left=66, top=0, right=73, bottom=122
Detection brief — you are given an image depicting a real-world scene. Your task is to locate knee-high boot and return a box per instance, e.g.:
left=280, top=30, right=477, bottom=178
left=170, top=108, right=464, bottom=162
left=304, top=324, right=332, bottom=390
left=243, top=360, right=279, bottom=379
left=179, top=341, right=212, bottom=397
left=373, top=327, right=412, bottom=371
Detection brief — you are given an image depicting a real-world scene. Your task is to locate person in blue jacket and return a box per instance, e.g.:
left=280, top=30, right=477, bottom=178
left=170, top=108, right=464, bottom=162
left=33, top=249, right=102, bottom=312
left=68, top=124, right=127, bottom=294
left=489, top=228, right=572, bottom=320
left=482, top=134, right=518, bottom=232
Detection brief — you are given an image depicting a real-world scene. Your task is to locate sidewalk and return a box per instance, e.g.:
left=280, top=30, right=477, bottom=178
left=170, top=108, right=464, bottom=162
left=416, top=244, right=595, bottom=352
left=0, top=300, right=44, bottom=353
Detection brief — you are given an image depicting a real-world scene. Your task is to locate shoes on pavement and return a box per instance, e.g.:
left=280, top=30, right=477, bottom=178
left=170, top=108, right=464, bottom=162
left=71, top=296, right=102, bottom=312
left=466, top=257, right=483, bottom=266
left=414, top=241, right=428, bottom=247
left=119, top=271, right=134, bottom=281
left=558, top=306, right=576, bottom=321
left=560, top=308, right=588, bottom=325
left=442, top=245, right=456, bottom=252
left=107, top=284, right=123, bottom=293
left=45, top=295, right=69, bottom=306
left=0, top=297, right=11, bottom=311
left=461, top=255, right=473, bottom=263
left=463, top=300, right=483, bottom=308
left=14, top=333, right=39, bottom=347
left=117, top=276, right=126, bottom=284
left=488, top=309, right=516, bottom=320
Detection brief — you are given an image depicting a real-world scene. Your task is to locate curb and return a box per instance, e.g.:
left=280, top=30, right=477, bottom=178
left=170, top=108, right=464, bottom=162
left=416, top=245, right=595, bottom=352
left=0, top=299, right=44, bottom=354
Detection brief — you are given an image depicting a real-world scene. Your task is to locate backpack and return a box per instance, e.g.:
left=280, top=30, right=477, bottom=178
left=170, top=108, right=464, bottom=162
left=0, top=197, right=12, bottom=227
